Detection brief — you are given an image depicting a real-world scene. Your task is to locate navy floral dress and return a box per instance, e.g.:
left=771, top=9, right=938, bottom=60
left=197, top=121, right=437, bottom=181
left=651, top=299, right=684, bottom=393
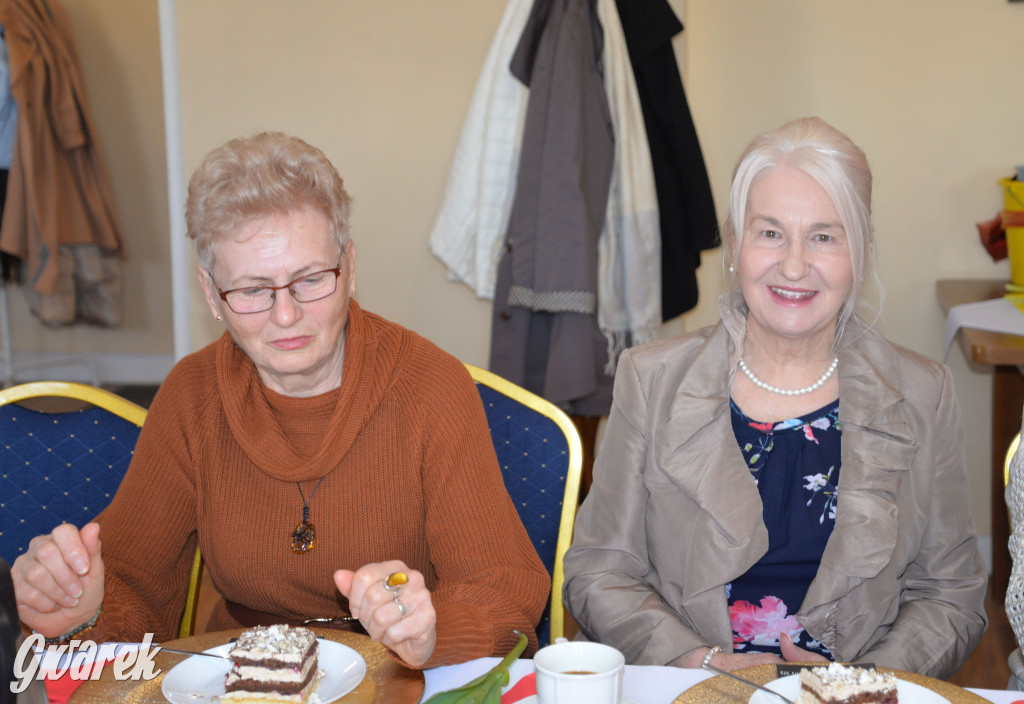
left=726, top=398, right=841, bottom=659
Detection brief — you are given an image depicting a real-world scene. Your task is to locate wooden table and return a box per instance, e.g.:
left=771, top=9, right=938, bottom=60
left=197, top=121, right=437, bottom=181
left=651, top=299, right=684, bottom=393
left=937, top=279, right=1024, bottom=603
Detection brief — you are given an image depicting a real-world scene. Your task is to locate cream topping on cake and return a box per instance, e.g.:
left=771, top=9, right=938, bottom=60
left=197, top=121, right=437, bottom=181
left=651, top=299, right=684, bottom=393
left=797, top=663, right=898, bottom=704
left=229, top=624, right=317, bottom=665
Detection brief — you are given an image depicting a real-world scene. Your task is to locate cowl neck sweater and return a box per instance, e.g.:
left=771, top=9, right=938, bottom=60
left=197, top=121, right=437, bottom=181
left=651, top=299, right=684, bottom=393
left=217, top=302, right=376, bottom=483
left=88, top=300, right=549, bottom=666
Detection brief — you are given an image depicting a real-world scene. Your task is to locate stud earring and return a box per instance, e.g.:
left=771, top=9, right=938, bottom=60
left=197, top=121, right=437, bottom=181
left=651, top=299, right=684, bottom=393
left=215, top=314, right=222, bottom=321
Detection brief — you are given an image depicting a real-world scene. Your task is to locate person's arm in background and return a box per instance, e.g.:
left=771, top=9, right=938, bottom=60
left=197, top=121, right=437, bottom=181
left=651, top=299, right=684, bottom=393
left=1004, top=411, right=1024, bottom=672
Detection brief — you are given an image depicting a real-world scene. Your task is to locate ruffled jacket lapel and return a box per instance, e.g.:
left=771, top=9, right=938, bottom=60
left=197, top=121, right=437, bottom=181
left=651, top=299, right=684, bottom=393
left=653, top=321, right=769, bottom=601
left=798, top=323, right=918, bottom=656
left=216, top=300, right=383, bottom=483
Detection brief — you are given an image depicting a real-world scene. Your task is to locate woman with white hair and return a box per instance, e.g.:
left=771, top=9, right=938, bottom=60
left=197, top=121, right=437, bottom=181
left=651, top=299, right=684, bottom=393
left=563, top=117, right=987, bottom=678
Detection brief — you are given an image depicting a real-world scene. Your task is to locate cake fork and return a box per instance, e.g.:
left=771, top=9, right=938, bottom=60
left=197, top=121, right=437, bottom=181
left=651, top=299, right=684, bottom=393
left=301, top=616, right=358, bottom=625
left=702, top=662, right=796, bottom=704
left=155, top=646, right=232, bottom=661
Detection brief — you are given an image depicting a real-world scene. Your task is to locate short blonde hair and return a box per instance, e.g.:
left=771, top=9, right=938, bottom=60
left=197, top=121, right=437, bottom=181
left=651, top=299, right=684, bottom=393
left=722, top=117, right=875, bottom=334
left=186, top=132, right=352, bottom=270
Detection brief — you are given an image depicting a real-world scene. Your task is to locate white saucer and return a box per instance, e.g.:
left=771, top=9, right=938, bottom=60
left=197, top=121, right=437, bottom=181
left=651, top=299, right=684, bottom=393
left=161, top=639, right=365, bottom=704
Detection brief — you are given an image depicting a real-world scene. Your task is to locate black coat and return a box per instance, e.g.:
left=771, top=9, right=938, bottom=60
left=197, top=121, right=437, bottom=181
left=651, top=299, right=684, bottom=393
left=615, top=0, right=719, bottom=321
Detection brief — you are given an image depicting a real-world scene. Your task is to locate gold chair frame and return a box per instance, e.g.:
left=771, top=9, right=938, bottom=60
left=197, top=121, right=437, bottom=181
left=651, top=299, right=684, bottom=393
left=1007, top=432, right=1022, bottom=532
left=0, top=381, right=147, bottom=426
left=464, top=364, right=584, bottom=642
left=1006, top=433, right=1021, bottom=489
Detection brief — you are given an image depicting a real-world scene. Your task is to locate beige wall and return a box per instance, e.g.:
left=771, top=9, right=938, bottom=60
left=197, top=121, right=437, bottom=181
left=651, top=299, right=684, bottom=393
left=18, top=0, right=1024, bottom=545
left=174, top=0, right=519, bottom=356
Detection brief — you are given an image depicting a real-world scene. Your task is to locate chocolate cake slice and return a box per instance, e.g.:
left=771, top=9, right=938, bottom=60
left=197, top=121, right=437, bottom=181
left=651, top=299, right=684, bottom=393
left=796, top=663, right=898, bottom=704
left=222, top=624, right=322, bottom=703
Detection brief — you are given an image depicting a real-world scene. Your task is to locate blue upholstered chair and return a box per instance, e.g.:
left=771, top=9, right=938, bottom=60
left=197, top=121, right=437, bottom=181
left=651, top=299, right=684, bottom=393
left=465, top=364, right=583, bottom=647
left=0, top=382, right=147, bottom=568
left=0, top=381, right=207, bottom=639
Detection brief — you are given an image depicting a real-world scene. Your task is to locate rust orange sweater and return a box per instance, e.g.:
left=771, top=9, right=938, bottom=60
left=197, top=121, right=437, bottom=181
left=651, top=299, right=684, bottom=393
left=90, top=301, right=549, bottom=666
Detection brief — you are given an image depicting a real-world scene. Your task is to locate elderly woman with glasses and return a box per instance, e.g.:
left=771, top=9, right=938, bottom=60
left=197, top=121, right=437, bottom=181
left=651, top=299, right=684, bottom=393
left=11, top=132, right=549, bottom=668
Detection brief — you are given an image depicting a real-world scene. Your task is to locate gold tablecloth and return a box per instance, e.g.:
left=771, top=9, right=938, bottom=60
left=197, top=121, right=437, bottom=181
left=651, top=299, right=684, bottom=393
left=673, top=664, right=988, bottom=704
left=68, top=627, right=424, bottom=704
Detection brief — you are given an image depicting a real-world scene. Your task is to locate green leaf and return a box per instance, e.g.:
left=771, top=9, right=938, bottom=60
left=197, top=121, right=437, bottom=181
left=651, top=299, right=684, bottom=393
left=422, top=632, right=529, bottom=704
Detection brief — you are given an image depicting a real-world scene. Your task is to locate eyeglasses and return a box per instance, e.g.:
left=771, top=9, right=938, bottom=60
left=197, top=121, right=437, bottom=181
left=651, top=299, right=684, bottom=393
left=210, top=265, right=344, bottom=314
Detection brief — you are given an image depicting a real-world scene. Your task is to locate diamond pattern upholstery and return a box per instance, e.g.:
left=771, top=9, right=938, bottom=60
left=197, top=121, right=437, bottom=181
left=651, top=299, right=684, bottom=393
left=0, top=404, right=141, bottom=566
left=468, top=364, right=583, bottom=647
left=478, top=385, right=567, bottom=575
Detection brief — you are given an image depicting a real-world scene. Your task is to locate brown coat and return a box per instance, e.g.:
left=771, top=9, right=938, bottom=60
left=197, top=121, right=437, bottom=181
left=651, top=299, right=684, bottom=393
left=0, top=0, right=122, bottom=310
left=564, top=294, right=987, bottom=678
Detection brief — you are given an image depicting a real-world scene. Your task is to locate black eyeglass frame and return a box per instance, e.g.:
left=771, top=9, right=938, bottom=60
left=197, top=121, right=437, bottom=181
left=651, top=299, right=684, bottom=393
left=209, top=264, right=344, bottom=315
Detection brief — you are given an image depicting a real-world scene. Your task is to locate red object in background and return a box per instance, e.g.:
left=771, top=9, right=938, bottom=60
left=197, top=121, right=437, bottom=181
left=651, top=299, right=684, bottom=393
left=978, top=213, right=1008, bottom=261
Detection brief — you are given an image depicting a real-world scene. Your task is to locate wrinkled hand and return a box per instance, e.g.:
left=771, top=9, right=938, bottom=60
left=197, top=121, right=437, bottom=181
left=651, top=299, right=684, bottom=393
left=676, top=646, right=782, bottom=671
left=334, top=560, right=436, bottom=667
left=12, top=522, right=105, bottom=638
left=780, top=632, right=829, bottom=664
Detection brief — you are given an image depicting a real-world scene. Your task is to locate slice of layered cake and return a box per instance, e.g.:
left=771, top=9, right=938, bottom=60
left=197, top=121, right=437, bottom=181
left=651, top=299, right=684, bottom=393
left=222, top=624, right=322, bottom=703
left=796, top=663, right=898, bottom=704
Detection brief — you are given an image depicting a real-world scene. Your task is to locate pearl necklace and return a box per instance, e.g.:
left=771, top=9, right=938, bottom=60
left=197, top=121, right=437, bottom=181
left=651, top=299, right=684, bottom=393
left=739, top=356, right=839, bottom=397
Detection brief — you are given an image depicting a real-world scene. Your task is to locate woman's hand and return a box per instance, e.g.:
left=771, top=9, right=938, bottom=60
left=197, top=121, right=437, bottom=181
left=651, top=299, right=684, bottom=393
left=334, top=560, right=436, bottom=667
left=675, top=646, right=782, bottom=671
left=780, top=632, right=829, bottom=663
left=676, top=632, right=829, bottom=671
left=11, top=522, right=105, bottom=638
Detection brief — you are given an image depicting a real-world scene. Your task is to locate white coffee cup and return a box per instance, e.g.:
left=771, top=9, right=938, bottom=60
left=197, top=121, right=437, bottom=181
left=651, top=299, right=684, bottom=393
left=534, top=639, right=625, bottom=704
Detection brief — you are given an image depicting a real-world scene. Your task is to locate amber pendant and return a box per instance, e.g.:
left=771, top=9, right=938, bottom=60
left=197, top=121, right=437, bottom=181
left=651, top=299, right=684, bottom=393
left=290, top=520, right=317, bottom=554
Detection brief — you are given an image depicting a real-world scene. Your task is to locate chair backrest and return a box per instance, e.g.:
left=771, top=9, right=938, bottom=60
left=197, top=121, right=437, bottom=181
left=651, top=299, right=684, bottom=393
left=0, top=382, right=147, bottom=569
left=465, top=364, right=583, bottom=646
left=0, top=381, right=209, bottom=640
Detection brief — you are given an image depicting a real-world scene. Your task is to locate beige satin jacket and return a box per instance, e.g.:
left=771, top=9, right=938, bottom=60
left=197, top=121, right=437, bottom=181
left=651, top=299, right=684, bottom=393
left=563, top=295, right=987, bottom=679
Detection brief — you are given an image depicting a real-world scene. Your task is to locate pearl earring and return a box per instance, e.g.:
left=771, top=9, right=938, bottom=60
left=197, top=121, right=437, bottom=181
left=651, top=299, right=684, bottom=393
left=728, top=264, right=735, bottom=273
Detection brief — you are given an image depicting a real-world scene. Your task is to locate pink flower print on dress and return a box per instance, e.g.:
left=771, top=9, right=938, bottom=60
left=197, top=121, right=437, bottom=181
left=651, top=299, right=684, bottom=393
left=729, top=595, right=804, bottom=647
left=802, top=425, right=819, bottom=444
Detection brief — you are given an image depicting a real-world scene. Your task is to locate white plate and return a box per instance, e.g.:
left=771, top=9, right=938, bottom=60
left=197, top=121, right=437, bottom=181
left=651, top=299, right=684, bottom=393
left=161, top=638, right=366, bottom=704
left=515, top=696, right=644, bottom=704
left=749, top=673, right=949, bottom=704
